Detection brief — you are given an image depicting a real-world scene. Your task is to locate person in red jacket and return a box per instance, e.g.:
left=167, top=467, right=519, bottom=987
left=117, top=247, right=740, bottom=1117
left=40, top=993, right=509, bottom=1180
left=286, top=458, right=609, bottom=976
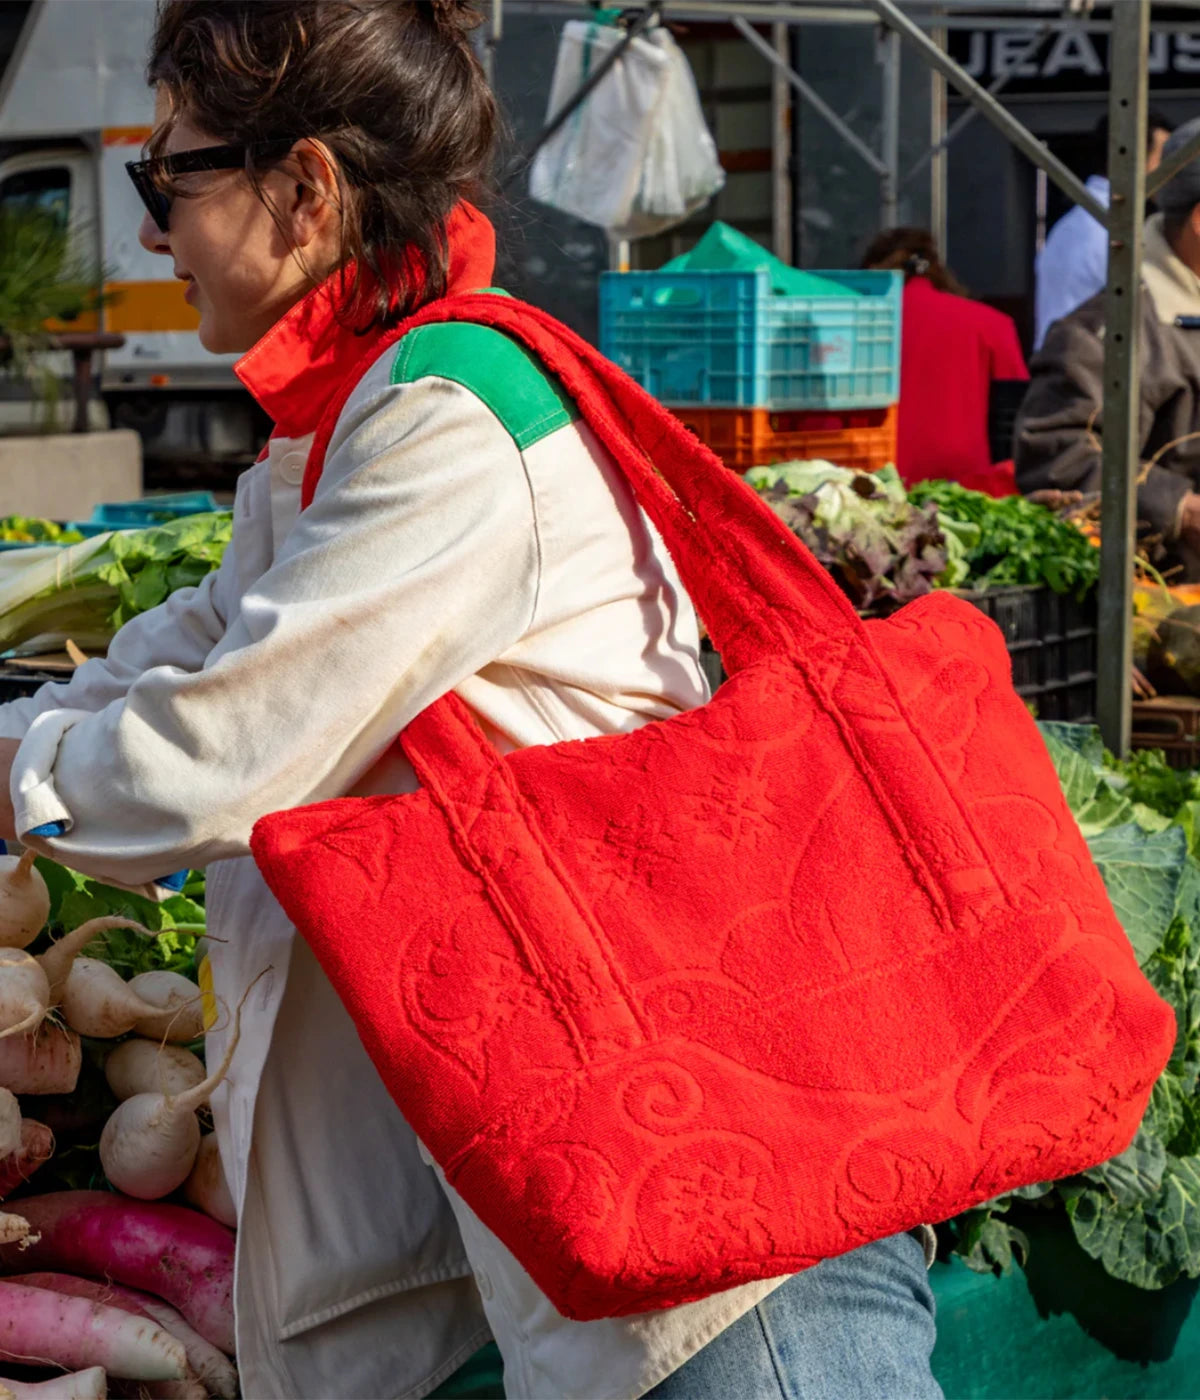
left=863, top=228, right=1029, bottom=496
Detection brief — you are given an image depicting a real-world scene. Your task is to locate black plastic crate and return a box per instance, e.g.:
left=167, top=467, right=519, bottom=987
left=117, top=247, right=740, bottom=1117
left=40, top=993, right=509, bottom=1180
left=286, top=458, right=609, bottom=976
left=958, top=585, right=1098, bottom=723
left=1131, top=697, right=1200, bottom=770
left=700, top=585, right=1099, bottom=724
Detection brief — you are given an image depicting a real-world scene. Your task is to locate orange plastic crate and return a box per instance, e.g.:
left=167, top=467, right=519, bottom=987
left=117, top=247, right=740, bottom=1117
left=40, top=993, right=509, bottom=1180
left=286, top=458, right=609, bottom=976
left=670, top=403, right=898, bottom=475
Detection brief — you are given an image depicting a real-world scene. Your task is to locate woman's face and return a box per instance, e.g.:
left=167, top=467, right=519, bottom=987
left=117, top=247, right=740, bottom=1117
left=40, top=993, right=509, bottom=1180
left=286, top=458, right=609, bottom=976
left=138, top=93, right=337, bottom=354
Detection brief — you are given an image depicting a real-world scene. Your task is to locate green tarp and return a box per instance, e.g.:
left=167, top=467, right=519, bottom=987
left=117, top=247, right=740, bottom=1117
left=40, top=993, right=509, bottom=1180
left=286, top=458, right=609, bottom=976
left=659, top=221, right=860, bottom=297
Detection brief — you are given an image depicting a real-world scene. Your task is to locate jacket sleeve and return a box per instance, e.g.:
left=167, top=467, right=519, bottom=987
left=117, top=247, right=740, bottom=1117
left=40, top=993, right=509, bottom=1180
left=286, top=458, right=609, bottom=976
left=1014, top=301, right=1192, bottom=537
left=9, top=376, right=540, bottom=887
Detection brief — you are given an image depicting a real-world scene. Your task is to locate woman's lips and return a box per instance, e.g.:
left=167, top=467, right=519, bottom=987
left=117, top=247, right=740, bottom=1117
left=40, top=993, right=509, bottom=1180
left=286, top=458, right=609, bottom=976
left=182, top=279, right=197, bottom=306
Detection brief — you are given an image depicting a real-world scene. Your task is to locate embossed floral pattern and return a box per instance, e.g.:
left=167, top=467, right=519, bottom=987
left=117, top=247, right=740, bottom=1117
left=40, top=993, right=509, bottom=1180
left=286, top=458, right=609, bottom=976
left=252, top=294, right=1178, bottom=1323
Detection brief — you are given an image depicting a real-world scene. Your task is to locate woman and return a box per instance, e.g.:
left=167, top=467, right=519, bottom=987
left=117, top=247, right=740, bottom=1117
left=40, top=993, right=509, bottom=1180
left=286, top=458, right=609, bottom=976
left=0, top=5, right=939, bottom=1397
left=863, top=228, right=1028, bottom=497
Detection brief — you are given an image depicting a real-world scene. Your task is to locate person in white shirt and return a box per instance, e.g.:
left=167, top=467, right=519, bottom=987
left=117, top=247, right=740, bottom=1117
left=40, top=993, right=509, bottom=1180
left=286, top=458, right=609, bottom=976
left=1033, top=110, right=1173, bottom=350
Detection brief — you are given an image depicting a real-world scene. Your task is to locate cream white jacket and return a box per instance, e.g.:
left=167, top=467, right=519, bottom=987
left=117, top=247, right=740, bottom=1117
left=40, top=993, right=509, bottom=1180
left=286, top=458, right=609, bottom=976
left=0, top=335, right=785, bottom=1399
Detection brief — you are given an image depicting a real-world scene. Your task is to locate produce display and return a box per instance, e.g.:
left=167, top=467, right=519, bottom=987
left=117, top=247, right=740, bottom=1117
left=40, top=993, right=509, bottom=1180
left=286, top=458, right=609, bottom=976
left=907, top=478, right=1101, bottom=598
left=745, top=462, right=967, bottom=606
left=0, top=852, right=236, bottom=1397
left=0, top=513, right=231, bottom=656
left=746, top=464, right=1098, bottom=607
left=0, top=520, right=82, bottom=547
left=947, top=724, right=1200, bottom=1291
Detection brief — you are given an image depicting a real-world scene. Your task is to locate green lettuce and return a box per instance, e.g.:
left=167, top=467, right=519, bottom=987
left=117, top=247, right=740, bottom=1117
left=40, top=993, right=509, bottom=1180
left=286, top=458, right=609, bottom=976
left=746, top=463, right=957, bottom=606
left=0, top=512, right=231, bottom=654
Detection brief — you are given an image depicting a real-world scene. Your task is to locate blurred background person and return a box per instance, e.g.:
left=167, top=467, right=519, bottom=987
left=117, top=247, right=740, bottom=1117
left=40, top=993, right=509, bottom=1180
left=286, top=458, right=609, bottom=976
left=863, top=227, right=1028, bottom=497
left=1016, top=116, right=1200, bottom=582
left=1034, top=109, right=1174, bottom=351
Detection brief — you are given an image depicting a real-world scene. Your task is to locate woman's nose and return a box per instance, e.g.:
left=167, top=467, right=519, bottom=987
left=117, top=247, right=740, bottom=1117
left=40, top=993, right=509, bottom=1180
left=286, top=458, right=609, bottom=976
left=138, top=210, right=171, bottom=255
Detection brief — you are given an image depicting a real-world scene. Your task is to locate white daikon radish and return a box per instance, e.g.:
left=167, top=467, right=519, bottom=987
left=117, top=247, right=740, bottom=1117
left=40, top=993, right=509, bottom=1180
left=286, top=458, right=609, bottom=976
left=39, top=918, right=157, bottom=1005
left=0, top=1211, right=32, bottom=1245
left=126, top=973, right=205, bottom=1045
left=99, top=988, right=249, bottom=1201
left=0, top=1368, right=107, bottom=1400
left=60, top=961, right=164, bottom=1040
left=0, top=1090, right=19, bottom=1159
left=182, top=1135, right=236, bottom=1229
left=0, top=951, right=49, bottom=1041
left=104, top=1041, right=206, bottom=1103
left=0, top=850, right=50, bottom=950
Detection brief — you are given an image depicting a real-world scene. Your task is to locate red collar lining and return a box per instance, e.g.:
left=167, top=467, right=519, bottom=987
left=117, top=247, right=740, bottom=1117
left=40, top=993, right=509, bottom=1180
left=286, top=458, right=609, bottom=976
left=235, top=203, right=496, bottom=439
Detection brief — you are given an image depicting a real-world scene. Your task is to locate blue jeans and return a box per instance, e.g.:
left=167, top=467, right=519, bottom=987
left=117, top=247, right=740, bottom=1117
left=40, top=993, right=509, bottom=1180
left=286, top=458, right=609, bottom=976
left=642, top=1232, right=941, bottom=1400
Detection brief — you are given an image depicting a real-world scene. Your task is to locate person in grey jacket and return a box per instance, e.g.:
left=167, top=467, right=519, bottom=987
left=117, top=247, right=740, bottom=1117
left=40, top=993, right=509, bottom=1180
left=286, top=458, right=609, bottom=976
left=1016, top=118, right=1200, bottom=580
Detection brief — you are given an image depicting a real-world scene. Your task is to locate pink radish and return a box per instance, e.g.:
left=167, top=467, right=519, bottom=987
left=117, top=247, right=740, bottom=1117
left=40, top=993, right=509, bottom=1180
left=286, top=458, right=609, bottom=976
left=100, top=991, right=246, bottom=1201
left=59, top=964, right=161, bottom=1041
left=0, top=1090, right=19, bottom=1158
left=0, top=952, right=48, bottom=1041
left=0, top=850, right=50, bottom=951
left=38, top=920, right=157, bottom=1006
left=9, top=1278, right=235, bottom=1400
left=182, top=1136, right=235, bottom=1229
left=0, top=1280, right=186, bottom=1378
left=0, top=1121, right=54, bottom=1200
left=0, top=1193, right=235, bottom=1354
left=0, top=1369, right=107, bottom=1399
left=0, top=1025, right=81, bottom=1095
left=125, top=974, right=204, bottom=1045
left=104, top=1043, right=204, bottom=1104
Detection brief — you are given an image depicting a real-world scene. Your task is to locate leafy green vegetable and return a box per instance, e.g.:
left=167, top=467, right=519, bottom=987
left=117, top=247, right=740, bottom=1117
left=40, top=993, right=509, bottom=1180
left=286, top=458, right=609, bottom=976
left=746, top=463, right=953, bottom=607
left=909, top=479, right=1099, bottom=599
left=0, top=512, right=231, bottom=653
left=35, top=857, right=204, bottom=979
left=944, top=725, right=1200, bottom=1289
left=0, top=517, right=82, bottom=545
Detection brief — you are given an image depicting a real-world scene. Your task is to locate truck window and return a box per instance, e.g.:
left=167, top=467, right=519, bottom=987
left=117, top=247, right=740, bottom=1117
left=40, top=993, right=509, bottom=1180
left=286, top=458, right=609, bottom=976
left=0, top=167, right=71, bottom=230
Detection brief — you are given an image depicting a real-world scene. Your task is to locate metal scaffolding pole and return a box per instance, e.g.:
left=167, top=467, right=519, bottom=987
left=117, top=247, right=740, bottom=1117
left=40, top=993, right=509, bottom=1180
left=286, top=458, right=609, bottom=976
left=862, top=0, right=1105, bottom=223
left=733, top=15, right=888, bottom=179
left=928, top=13, right=947, bottom=252
left=1097, top=1, right=1149, bottom=756
left=880, top=24, right=902, bottom=228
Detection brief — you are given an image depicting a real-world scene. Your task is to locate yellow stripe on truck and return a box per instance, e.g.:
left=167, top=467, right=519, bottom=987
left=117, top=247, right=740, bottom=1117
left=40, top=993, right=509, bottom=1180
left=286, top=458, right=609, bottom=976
left=104, top=280, right=201, bottom=334
left=102, top=126, right=154, bottom=147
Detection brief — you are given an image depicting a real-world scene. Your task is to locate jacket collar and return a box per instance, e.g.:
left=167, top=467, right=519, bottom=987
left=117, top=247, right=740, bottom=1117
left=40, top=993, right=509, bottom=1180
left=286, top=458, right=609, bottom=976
left=1143, top=212, right=1200, bottom=325
left=235, top=202, right=496, bottom=439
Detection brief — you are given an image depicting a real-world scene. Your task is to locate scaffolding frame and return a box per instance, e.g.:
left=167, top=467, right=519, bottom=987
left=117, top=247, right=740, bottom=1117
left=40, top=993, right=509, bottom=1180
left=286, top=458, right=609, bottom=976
left=504, top=0, right=1181, bottom=753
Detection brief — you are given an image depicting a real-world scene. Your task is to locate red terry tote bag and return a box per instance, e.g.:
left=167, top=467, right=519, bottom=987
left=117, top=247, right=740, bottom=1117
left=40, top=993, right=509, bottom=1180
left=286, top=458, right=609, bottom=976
left=251, top=293, right=1175, bottom=1322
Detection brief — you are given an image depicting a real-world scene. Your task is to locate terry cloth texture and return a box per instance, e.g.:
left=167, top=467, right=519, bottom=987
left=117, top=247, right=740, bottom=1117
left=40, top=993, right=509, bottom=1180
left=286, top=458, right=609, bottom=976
left=253, top=292, right=1175, bottom=1324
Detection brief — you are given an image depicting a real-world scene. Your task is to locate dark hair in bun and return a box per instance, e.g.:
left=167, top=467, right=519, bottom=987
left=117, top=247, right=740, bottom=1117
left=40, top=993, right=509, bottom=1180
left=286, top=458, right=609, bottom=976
left=148, top=0, right=496, bottom=331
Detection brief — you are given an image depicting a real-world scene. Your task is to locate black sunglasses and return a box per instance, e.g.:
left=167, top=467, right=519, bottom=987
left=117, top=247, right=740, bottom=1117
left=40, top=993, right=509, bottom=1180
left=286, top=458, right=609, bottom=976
left=125, top=140, right=296, bottom=233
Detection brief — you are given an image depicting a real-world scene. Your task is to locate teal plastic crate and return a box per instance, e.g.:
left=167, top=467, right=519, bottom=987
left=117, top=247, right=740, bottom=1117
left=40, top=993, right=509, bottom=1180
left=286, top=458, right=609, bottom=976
left=68, top=491, right=220, bottom=537
left=598, top=268, right=902, bottom=410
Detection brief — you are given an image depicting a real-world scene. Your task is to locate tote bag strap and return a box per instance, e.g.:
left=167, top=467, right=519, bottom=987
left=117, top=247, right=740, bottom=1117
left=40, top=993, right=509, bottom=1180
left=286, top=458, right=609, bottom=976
left=303, top=292, right=990, bottom=929
left=304, top=292, right=864, bottom=675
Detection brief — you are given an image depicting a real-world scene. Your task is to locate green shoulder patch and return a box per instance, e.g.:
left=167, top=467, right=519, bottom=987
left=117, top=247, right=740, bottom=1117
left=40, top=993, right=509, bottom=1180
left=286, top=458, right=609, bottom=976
left=390, top=321, right=579, bottom=451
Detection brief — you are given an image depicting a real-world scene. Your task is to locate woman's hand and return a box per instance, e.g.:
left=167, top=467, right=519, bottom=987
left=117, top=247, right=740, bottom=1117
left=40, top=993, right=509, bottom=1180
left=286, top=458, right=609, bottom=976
left=0, top=739, right=20, bottom=842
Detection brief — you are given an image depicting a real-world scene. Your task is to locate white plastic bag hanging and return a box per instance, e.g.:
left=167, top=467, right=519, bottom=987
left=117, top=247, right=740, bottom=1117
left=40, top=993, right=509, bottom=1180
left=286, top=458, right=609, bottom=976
left=529, top=20, right=724, bottom=238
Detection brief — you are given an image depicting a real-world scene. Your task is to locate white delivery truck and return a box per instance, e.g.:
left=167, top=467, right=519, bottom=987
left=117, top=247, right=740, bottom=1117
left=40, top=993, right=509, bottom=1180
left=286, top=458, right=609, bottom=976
left=0, top=0, right=266, bottom=461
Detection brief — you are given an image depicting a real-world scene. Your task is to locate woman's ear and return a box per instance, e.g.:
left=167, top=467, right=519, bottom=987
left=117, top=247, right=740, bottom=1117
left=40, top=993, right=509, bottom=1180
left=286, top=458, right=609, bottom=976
left=284, top=138, right=342, bottom=254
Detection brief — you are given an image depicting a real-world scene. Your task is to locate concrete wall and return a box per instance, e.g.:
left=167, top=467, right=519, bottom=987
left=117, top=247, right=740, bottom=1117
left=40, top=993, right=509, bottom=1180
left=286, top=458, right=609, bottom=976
left=0, top=429, right=141, bottom=518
